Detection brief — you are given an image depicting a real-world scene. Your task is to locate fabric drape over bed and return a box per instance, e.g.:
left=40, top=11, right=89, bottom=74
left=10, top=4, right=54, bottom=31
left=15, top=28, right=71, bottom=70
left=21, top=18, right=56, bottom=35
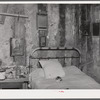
left=29, top=66, right=100, bottom=89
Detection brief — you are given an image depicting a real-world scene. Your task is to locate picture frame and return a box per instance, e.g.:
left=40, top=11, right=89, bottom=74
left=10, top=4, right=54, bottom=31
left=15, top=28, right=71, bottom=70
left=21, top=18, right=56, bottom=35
left=93, top=22, right=100, bottom=36
left=39, top=36, right=46, bottom=47
left=37, top=13, right=48, bottom=29
left=10, top=38, right=24, bottom=56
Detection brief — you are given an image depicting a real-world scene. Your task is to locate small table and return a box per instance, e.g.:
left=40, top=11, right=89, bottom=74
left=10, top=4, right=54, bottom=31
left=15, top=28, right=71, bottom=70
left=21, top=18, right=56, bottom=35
left=0, top=77, right=29, bottom=89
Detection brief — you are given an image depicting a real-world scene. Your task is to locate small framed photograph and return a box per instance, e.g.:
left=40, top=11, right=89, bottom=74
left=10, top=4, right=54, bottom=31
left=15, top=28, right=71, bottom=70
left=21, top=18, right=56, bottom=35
left=10, top=38, right=24, bottom=56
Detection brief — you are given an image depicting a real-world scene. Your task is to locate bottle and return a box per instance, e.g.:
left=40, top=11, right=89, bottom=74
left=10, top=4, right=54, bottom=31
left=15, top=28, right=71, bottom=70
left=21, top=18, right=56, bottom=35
left=16, top=66, right=21, bottom=79
left=0, top=68, right=6, bottom=80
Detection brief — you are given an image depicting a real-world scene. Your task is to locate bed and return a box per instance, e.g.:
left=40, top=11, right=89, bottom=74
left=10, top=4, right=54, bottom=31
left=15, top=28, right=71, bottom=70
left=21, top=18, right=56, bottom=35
left=28, top=47, right=100, bottom=89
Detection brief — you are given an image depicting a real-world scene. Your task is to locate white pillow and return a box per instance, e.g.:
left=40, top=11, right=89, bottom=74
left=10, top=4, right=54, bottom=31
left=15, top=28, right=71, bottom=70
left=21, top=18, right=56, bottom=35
left=39, top=60, right=65, bottom=79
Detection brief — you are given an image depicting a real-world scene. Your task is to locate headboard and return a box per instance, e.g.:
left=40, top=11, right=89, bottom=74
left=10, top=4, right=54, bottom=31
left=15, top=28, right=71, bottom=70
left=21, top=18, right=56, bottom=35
left=28, top=47, right=81, bottom=72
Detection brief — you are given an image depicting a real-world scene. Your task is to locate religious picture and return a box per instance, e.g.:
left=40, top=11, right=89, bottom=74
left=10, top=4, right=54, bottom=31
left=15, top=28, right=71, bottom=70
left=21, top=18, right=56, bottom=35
left=10, top=38, right=24, bottom=56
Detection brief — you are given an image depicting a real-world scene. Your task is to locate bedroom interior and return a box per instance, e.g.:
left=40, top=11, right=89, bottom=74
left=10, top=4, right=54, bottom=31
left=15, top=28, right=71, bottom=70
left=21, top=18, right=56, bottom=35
left=0, top=4, right=99, bottom=89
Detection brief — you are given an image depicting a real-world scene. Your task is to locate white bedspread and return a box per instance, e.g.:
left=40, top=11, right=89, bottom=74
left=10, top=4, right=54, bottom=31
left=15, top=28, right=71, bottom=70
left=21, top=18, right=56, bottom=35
left=29, top=66, right=100, bottom=89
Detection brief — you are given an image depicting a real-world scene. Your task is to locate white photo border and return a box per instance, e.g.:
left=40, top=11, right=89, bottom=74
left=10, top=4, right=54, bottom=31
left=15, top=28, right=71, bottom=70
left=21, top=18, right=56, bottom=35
left=0, top=1, right=100, bottom=99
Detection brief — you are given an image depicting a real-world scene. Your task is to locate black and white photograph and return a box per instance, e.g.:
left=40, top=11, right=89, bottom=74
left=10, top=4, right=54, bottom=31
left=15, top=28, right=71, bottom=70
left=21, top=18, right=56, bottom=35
left=0, top=2, right=100, bottom=91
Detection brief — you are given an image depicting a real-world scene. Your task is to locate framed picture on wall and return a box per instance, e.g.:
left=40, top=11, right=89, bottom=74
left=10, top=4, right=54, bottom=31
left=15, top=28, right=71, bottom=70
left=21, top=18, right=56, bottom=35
left=39, top=36, right=46, bottom=47
left=93, top=22, right=100, bottom=36
left=10, top=38, right=24, bottom=56
left=37, top=13, right=48, bottom=29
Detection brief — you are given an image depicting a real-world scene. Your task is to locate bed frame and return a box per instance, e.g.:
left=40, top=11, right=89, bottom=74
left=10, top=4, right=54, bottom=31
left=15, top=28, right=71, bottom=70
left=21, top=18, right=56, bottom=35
left=29, top=47, right=81, bottom=72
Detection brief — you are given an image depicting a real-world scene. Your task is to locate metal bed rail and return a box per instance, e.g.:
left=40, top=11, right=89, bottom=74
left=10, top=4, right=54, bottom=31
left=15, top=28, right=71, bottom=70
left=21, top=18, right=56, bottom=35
left=29, top=47, right=81, bottom=59
left=28, top=47, right=81, bottom=73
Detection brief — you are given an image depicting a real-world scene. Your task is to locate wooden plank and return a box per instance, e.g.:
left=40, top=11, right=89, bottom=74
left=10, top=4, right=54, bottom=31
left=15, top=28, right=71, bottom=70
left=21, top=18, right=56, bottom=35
left=0, top=12, right=28, bottom=18
left=72, top=5, right=80, bottom=68
left=58, top=4, right=66, bottom=66
left=0, top=77, right=28, bottom=83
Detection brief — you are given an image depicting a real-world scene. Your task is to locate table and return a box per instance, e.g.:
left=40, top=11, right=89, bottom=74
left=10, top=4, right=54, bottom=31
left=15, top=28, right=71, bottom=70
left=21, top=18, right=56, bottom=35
left=0, top=77, right=29, bottom=89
